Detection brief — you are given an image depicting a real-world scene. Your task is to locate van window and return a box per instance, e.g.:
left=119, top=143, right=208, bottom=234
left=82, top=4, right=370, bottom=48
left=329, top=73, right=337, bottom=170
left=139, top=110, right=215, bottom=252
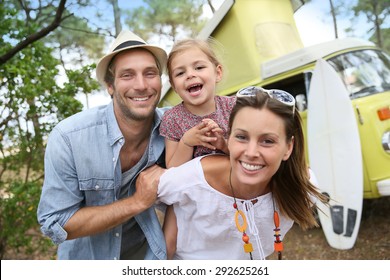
left=261, top=72, right=311, bottom=111
left=263, top=49, right=390, bottom=111
left=327, top=50, right=390, bottom=99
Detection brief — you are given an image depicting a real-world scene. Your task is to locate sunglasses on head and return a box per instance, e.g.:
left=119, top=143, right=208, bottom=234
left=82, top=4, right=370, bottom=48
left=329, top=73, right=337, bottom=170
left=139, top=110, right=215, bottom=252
left=236, top=86, right=296, bottom=115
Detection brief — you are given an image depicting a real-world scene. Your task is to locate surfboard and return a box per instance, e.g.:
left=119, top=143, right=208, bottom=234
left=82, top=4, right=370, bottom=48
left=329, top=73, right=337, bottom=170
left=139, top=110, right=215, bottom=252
left=307, top=59, right=363, bottom=250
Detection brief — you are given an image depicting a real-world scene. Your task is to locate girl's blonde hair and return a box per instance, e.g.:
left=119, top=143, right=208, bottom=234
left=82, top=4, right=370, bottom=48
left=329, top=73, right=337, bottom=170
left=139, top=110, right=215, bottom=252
left=167, top=37, right=225, bottom=83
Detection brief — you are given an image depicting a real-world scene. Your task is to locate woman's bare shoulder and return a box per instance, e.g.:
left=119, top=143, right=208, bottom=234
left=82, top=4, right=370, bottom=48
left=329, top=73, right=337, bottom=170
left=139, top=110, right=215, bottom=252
left=201, top=154, right=230, bottom=193
left=200, top=154, right=229, bottom=170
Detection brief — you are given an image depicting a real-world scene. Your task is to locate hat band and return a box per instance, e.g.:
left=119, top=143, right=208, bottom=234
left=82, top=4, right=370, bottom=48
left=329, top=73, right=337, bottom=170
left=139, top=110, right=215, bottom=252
left=113, top=40, right=146, bottom=51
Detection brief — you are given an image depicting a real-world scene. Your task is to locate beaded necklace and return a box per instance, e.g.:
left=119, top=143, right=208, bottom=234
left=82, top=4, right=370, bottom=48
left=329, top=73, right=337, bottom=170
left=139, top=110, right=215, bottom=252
left=229, top=168, right=284, bottom=260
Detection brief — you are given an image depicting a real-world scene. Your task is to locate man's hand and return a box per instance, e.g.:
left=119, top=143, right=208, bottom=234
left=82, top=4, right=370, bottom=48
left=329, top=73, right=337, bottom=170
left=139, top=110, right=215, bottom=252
left=134, top=165, right=166, bottom=209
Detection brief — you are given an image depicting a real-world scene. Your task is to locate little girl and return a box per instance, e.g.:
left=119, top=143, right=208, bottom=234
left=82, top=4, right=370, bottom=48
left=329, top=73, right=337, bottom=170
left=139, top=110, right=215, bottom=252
left=159, top=38, right=236, bottom=258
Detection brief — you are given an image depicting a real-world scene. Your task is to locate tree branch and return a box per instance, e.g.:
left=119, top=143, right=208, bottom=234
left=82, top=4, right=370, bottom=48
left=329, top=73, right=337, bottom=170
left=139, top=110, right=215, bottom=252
left=0, top=0, right=71, bottom=66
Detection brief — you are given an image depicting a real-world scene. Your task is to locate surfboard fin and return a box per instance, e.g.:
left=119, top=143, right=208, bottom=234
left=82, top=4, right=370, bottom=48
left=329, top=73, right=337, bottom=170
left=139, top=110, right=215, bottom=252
left=330, top=205, right=344, bottom=235
left=344, top=208, right=357, bottom=237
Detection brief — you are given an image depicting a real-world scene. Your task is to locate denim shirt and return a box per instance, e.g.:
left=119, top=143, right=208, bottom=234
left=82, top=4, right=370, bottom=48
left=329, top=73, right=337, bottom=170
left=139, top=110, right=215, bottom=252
left=37, top=101, right=167, bottom=260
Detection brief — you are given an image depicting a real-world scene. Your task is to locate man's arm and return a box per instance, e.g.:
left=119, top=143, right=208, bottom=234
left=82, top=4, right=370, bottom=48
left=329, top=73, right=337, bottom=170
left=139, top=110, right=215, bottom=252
left=64, top=165, right=165, bottom=240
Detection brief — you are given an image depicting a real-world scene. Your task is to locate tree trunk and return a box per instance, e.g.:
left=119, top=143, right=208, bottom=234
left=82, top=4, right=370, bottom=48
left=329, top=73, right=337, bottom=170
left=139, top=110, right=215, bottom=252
left=372, top=1, right=383, bottom=48
left=109, top=0, right=122, bottom=36
left=329, top=0, right=338, bottom=38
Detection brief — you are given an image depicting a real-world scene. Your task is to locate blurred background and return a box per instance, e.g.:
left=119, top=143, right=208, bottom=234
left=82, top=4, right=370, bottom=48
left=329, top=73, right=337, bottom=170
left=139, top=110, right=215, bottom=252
left=1, top=0, right=389, bottom=259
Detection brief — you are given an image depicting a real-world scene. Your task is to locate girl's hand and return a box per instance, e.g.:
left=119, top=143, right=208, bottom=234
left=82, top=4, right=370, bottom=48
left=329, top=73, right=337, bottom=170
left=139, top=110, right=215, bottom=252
left=181, top=119, right=218, bottom=150
left=202, top=119, right=229, bottom=153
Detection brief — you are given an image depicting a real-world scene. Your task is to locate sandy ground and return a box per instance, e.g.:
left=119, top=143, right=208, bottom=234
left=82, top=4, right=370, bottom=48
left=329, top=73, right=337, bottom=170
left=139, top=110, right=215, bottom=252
left=268, top=196, right=390, bottom=260
left=4, top=196, right=389, bottom=260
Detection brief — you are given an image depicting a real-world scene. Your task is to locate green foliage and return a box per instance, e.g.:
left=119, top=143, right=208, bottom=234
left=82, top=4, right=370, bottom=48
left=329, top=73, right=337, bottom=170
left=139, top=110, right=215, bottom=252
left=0, top=180, right=55, bottom=259
left=48, top=16, right=106, bottom=61
left=125, top=0, right=207, bottom=43
left=352, top=0, right=390, bottom=51
left=378, top=28, right=390, bottom=54
left=0, top=1, right=100, bottom=259
left=0, top=43, right=98, bottom=257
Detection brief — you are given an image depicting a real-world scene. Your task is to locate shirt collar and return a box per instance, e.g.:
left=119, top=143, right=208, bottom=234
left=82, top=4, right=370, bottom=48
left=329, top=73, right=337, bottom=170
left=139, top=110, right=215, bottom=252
left=106, top=101, right=123, bottom=146
left=105, top=101, right=167, bottom=146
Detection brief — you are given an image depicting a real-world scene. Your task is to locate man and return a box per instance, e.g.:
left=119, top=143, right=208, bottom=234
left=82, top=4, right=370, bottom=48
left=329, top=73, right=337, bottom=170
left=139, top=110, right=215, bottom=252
left=37, top=30, right=167, bottom=260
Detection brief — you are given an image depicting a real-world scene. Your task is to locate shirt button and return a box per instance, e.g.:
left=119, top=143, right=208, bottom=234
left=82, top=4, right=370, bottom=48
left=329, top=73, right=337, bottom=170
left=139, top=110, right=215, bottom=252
left=95, top=185, right=99, bottom=190
left=114, top=257, right=117, bottom=260
left=115, top=232, right=120, bottom=237
left=112, top=157, right=115, bottom=162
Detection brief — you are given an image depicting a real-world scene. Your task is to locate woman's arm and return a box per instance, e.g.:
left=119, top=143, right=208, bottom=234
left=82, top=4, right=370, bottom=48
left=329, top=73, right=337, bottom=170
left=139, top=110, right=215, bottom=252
left=162, top=205, right=178, bottom=260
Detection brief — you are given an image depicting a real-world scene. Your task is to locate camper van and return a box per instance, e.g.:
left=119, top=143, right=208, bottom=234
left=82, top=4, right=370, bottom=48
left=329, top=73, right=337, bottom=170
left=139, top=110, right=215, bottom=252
left=255, top=38, right=390, bottom=199
left=159, top=0, right=390, bottom=199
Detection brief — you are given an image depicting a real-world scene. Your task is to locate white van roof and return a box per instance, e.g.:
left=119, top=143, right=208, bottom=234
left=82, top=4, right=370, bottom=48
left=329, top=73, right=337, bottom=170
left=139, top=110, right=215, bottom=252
left=261, top=38, right=375, bottom=79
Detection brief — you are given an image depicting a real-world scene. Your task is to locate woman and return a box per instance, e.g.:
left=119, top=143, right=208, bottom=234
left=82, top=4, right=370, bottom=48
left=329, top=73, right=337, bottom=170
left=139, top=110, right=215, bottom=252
left=157, top=86, right=327, bottom=260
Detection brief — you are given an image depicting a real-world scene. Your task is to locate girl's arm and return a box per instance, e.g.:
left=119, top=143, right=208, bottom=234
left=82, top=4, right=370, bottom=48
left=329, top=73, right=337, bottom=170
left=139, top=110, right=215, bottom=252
left=164, top=138, right=194, bottom=168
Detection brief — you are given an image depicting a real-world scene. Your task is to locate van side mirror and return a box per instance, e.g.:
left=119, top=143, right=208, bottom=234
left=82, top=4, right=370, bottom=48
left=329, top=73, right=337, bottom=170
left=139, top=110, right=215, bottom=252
left=295, top=94, right=307, bottom=111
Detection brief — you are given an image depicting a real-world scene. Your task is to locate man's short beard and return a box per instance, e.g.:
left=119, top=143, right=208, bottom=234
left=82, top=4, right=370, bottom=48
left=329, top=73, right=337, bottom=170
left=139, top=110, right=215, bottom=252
left=115, top=90, right=157, bottom=121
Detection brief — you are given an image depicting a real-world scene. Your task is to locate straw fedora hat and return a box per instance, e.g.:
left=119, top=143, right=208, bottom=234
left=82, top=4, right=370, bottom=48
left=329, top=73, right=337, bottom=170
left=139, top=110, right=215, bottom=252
left=96, top=30, right=167, bottom=87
